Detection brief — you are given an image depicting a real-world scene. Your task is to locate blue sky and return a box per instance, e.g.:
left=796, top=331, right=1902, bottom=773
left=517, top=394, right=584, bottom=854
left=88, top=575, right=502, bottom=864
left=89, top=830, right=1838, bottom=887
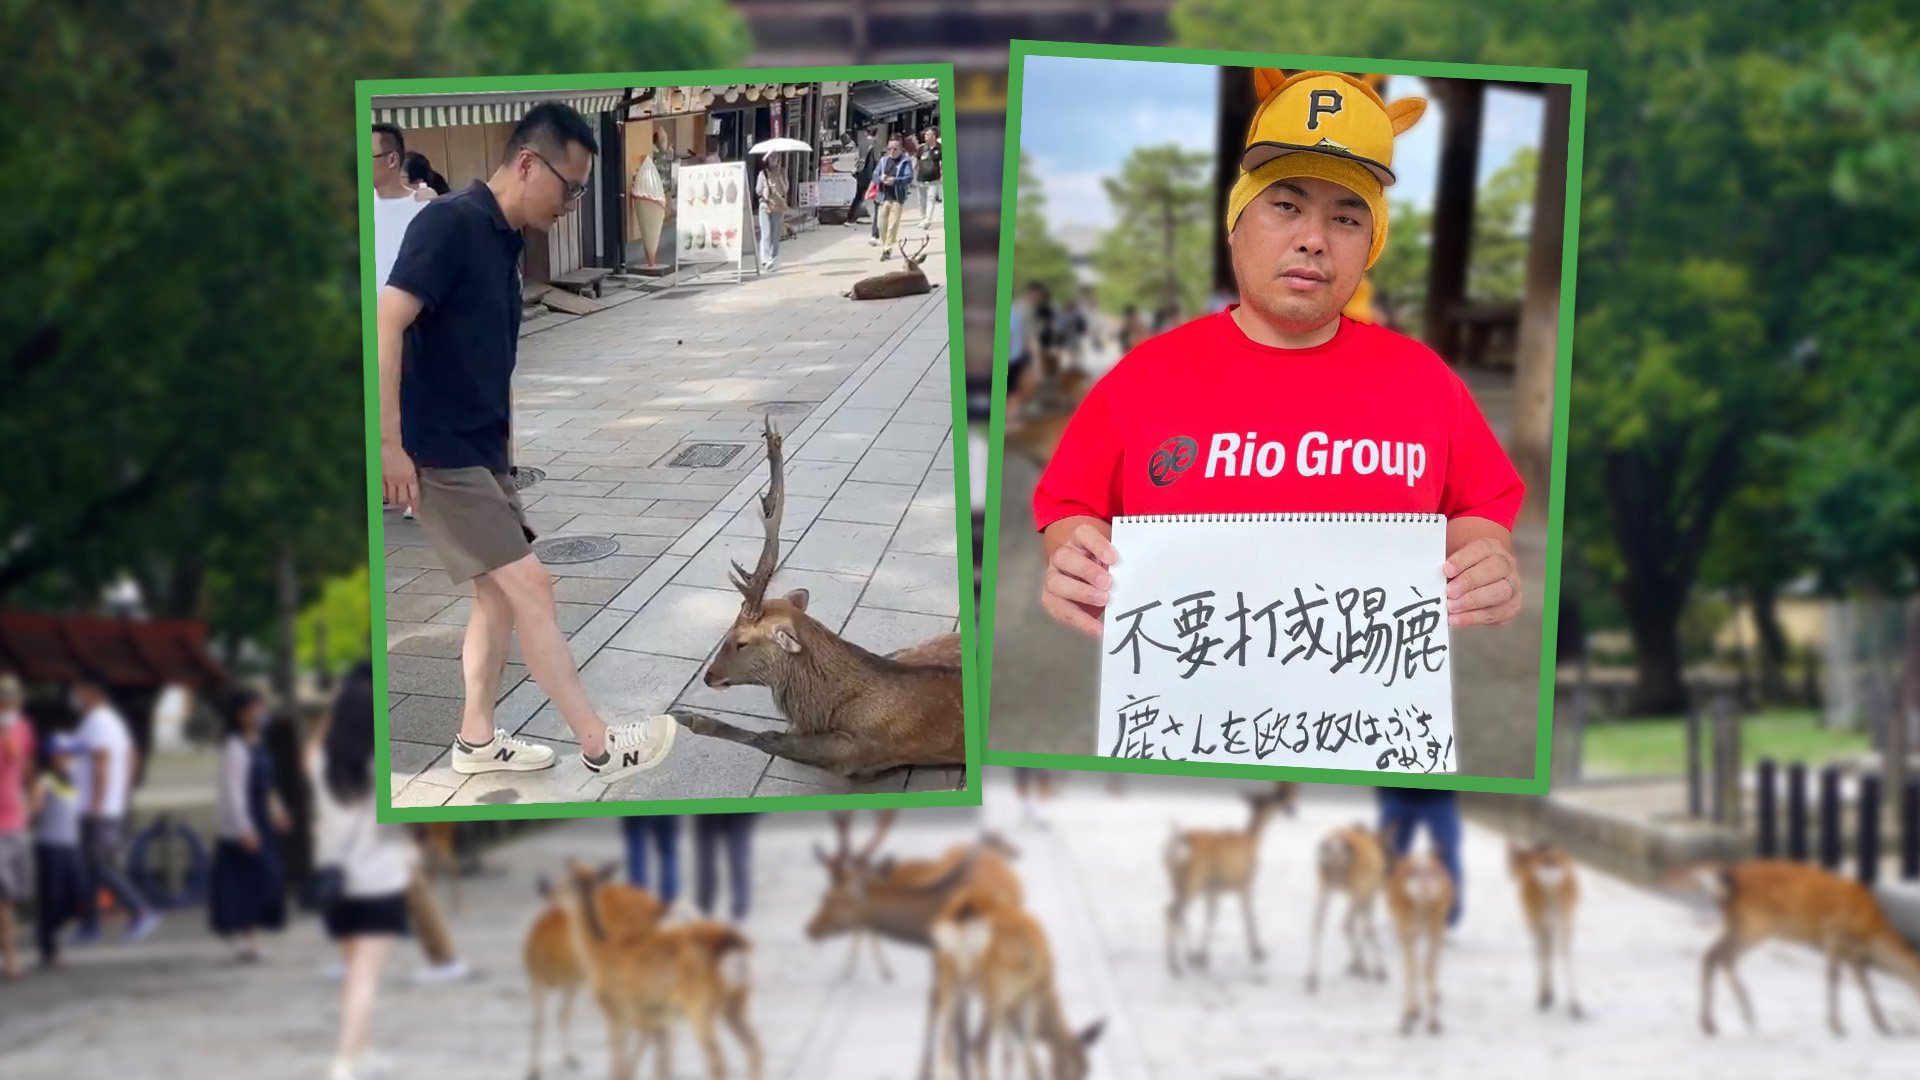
left=1019, top=55, right=1545, bottom=233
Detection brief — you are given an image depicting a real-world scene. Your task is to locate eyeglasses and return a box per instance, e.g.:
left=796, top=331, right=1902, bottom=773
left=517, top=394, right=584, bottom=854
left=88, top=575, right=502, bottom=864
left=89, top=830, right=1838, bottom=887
left=529, top=148, right=588, bottom=204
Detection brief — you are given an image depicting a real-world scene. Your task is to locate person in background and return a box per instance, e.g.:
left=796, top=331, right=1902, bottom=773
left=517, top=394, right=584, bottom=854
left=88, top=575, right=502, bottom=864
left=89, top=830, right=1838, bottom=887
left=29, top=738, right=83, bottom=970
left=403, top=151, right=451, bottom=196
left=0, top=674, right=32, bottom=979
left=916, top=126, right=943, bottom=229
left=1377, top=787, right=1465, bottom=927
left=754, top=151, right=788, bottom=273
left=846, top=126, right=878, bottom=226
left=208, top=687, right=289, bottom=962
left=313, top=663, right=412, bottom=1080
left=370, top=124, right=436, bottom=293
left=1031, top=284, right=1058, bottom=382
left=873, top=137, right=916, bottom=259
left=70, top=669, right=158, bottom=943
left=692, top=813, right=756, bottom=923
left=621, top=815, right=681, bottom=903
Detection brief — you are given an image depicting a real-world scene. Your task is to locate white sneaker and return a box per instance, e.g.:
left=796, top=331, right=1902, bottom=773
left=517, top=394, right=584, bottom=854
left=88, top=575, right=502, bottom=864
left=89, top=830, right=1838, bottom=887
left=583, top=715, right=677, bottom=783
left=412, top=958, right=471, bottom=985
left=450, top=729, right=556, bottom=774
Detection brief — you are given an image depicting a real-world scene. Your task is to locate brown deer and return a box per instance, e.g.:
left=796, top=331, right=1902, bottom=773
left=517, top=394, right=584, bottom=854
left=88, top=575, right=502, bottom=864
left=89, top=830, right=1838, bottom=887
left=1164, top=783, right=1296, bottom=975
left=1678, top=860, right=1920, bottom=1037
left=930, top=889, right=1105, bottom=1080
left=1508, top=841, right=1583, bottom=1018
left=802, top=811, right=1024, bottom=1080
left=672, top=419, right=967, bottom=779
left=525, top=879, right=673, bottom=1079
left=1385, top=850, right=1454, bottom=1036
left=1306, top=823, right=1390, bottom=991
left=846, top=237, right=936, bottom=300
left=547, top=861, right=764, bottom=1080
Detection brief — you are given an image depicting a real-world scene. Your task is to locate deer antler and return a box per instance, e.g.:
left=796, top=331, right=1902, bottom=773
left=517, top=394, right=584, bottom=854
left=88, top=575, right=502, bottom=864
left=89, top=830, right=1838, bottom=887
left=818, top=811, right=854, bottom=867
left=853, top=809, right=897, bottom=865
left=728, top=416, right=785, bottom=616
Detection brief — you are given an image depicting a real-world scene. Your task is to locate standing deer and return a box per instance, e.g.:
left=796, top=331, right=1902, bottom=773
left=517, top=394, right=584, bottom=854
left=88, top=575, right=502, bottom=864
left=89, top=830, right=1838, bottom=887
left=525, top=878, right=674, bottom=1079
left=930, top=889, right=1105, bottom=1080
left=846, top=237, right=936, bottom=300
left=1306, top=823, right=1390, bottom=991
left=1164, top=783, right=1296, bottom=974
left=548, top=861, right=764, bottom=1080
left=672, top=419, right=967, bottom=779
left=1385, top=850, right=1455, bottom=1036
left=802, top=811, right=1024, bottom=1080
left=1508, top=841, right=1583, bottom=1018
left=1681, top=860, right=1920, bottom=1037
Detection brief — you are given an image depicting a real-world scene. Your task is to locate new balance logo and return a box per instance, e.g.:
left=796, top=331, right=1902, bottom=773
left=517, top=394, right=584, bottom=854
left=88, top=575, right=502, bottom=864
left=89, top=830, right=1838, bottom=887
left=494, top=746, right=515, bottom=762
left=622, top=751, right=642, bottom=768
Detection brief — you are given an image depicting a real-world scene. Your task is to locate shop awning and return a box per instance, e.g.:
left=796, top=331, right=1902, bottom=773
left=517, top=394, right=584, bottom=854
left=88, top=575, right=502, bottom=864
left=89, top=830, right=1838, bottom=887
left=0, top=611, right=225, bottom=692
left=371, top=89, right=626, bottom=130
left=849, top=80, right=939, bottom=121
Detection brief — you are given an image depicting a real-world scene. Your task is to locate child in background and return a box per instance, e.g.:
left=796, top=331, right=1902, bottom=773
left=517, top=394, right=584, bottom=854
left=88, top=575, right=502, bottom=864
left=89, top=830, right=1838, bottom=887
left=31, top=739, right=85, bottom=969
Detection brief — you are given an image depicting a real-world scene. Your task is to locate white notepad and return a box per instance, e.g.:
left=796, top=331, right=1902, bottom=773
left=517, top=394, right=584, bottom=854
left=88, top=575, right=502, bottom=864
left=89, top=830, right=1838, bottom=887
left=1096, top=512, right=1455, bottom=774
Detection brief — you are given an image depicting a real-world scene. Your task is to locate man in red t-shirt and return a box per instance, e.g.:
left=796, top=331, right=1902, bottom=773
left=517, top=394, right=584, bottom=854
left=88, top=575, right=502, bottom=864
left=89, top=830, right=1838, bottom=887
left=1037, top=70, right=1525, bottom=639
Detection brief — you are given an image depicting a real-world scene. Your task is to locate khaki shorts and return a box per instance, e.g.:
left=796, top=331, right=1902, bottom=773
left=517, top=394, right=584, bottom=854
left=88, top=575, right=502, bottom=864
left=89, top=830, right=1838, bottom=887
left=414, top=467, right=537, bottom=584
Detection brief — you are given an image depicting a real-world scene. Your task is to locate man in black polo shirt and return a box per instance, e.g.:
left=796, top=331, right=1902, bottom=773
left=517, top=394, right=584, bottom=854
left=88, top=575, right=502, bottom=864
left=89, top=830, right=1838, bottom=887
left=377, top=102, right=674, bottom=785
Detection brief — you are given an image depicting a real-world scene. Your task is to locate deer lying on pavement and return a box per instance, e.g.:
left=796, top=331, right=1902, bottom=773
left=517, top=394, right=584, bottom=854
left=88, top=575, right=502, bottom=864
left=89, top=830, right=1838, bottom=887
left=547, top=861, right=764, bottom=1080
left=1385, top=849, right=1455, bottom=1036
left=1307, top=823, right=1390, bottom=991
left=1164, top=783, right=1296, bottom=974
left=931, top=889, right=1105, bottom=1080
left=802, top=810, right=1023, bottom=1079
left=846, top=237, right=936, bottom=300
left=1677, top=859, right=1920, bottom=1037
left=1508, top=841, right=1584, bottom=1018
left=672, top=419, right=967, bottom=779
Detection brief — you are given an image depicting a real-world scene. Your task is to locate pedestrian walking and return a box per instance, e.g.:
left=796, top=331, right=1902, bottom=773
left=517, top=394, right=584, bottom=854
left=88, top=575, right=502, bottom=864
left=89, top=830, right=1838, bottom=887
left=873, top=137, right=916, bottom=258
left=208, top=688, right=289, bottom=962
left=312, top=665, right=412, bottom=1080
left=692, top=813, right=756, bottom=923
left=846, top=126, right=878, bottom=226
left=916, top=126, right=943, bottom=229
left=755, top=152, right=788, bottom=272
left=69, top=670, right=158, bottom=943
left=376, top=102, right=675, bottom=789
left=0, top=674, right=32, bottom=979
left=370, top=123, right=435, bottom=292
left=29, top=743, right=83, bottom=970
left=621, top=815, right=681, bottom=902
left=403, top=151, right=451, bottom=196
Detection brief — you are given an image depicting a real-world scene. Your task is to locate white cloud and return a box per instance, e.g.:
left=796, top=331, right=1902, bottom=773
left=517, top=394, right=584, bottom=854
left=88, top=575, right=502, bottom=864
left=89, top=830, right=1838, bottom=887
left=1035, top=168, right=1113, bottom=230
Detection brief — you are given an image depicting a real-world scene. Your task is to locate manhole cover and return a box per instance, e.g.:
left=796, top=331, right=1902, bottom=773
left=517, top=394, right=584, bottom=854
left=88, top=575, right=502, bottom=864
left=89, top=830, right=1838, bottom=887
left=510, top=466, right=546, bottom=491
left=746, top=400, right=813, bottom=417
left=533, top=535, right=620, bottom=564
left=664, top=442, right=747, bottom=468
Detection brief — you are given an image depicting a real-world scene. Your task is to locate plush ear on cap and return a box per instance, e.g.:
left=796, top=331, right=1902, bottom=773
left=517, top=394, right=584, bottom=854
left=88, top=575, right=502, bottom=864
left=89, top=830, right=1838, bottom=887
left=1387, top=97, right=1427, bottom=135
left=1253, top=67, right=1288, bottom=101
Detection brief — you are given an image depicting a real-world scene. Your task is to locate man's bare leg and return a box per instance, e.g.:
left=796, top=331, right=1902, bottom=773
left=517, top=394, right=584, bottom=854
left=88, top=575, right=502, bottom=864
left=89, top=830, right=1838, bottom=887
left=484, top=554, right=609, bottom=758
left=458, top=575, right=514, bottom=747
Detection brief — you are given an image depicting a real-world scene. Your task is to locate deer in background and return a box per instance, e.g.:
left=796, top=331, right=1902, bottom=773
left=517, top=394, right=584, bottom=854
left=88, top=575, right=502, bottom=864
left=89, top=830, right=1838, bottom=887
left=1679, top=860, right=1920, bottom=1037
left=847, top=237, right=936, bottom=300
left=1385, top=850, right=1455, bottom=1036
left=672, top=419, right=967, bottom=779
left=1164, top=783, right=1296, bottom=974
left=802, top=810, right=1024, bottom=1080
left=931, top=889, right=1105, bottom=1080
left=1508, top=841, right=1583, bottom=1019
left=524, top=877, right=678, bottom=1079
left=547, top=861, right=764, bottom=1080
left=1307, top=823, right=1389, bottom=991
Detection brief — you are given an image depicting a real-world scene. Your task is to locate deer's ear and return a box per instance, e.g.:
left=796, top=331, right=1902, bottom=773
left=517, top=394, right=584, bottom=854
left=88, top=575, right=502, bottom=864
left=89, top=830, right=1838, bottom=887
left=785, top=588, right=811, bottom=612
left=536, top=874, right=552, bottom=899
left=774, top=626, right=803, bottom=654
left=596, top=860, right=620, bottom=884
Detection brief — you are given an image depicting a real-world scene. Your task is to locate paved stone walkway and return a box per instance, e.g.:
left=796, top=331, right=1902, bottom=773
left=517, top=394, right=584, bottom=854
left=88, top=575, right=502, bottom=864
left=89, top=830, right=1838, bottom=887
left=4, top=777, right=1911, bottom=1078
left=384, top=208, right=967, bottom=806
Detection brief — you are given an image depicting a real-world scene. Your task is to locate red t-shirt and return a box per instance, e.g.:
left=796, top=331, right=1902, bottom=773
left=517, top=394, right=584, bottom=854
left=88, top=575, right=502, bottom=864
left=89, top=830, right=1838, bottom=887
left=1033, top=310, right=1524, bottom=530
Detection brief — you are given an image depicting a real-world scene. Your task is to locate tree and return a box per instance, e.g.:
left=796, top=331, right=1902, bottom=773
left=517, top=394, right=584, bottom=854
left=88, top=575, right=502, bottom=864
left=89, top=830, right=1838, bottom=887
left=0, top=1, right=745, bottom=675
left=1011, top=150, right=1078, bottom=301
left=1091, top=145, right=1213, bottom=321
left=1174, top=0, right=1911, bottom=713
left=1469, top=146, right=1537, bottom=302
left=1368, top=198, right=1432, bottom=326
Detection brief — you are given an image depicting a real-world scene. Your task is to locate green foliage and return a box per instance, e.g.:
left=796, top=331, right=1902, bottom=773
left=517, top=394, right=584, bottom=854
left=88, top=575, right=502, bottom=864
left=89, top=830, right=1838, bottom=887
left=1583, top=708, right=1868, bottom=778
left=298, top=566, right=373, bottom=676
left=0, top=1, right=743, bottom=652
left=1011, top=150, right=1078, bottom=301
left=1368, top=198, right=1431, bottom=322
left=1468, top=146, right=1536, bottom=302
left=1090, top=145, right=1214, bottom=320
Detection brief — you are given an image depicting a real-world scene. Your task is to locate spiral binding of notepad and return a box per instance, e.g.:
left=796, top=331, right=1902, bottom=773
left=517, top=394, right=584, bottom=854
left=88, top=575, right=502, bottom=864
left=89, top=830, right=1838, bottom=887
left=1115, top=512, right=1446, bottom=525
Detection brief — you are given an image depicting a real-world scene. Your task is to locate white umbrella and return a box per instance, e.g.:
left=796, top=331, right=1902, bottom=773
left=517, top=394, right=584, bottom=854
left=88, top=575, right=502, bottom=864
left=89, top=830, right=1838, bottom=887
left=748, top=137, right=813, bottom=155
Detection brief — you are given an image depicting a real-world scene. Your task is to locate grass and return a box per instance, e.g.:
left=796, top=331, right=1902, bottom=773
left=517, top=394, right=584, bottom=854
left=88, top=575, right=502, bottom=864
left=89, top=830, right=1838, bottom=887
left=1581, top=708, right=1872, bottom=778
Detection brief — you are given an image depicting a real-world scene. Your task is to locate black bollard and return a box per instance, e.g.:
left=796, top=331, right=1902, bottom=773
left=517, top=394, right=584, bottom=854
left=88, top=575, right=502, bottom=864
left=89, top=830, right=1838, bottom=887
left=1756, top=759, right=1779, bottom=857
left=1787, top=763, right=1810, bottom=861
left=1858, top=775, right=1881, bottom=886
left=1903, top=779, right=1919, bottom=881
left=1819, top=766, right=1844, bottom=871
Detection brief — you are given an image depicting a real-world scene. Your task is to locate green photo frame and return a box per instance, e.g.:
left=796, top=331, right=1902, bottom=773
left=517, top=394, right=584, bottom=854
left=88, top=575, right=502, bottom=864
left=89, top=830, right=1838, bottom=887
left=979, top=40, right=1587, bottom=796
left=357, top=64, right=980, bottom=822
